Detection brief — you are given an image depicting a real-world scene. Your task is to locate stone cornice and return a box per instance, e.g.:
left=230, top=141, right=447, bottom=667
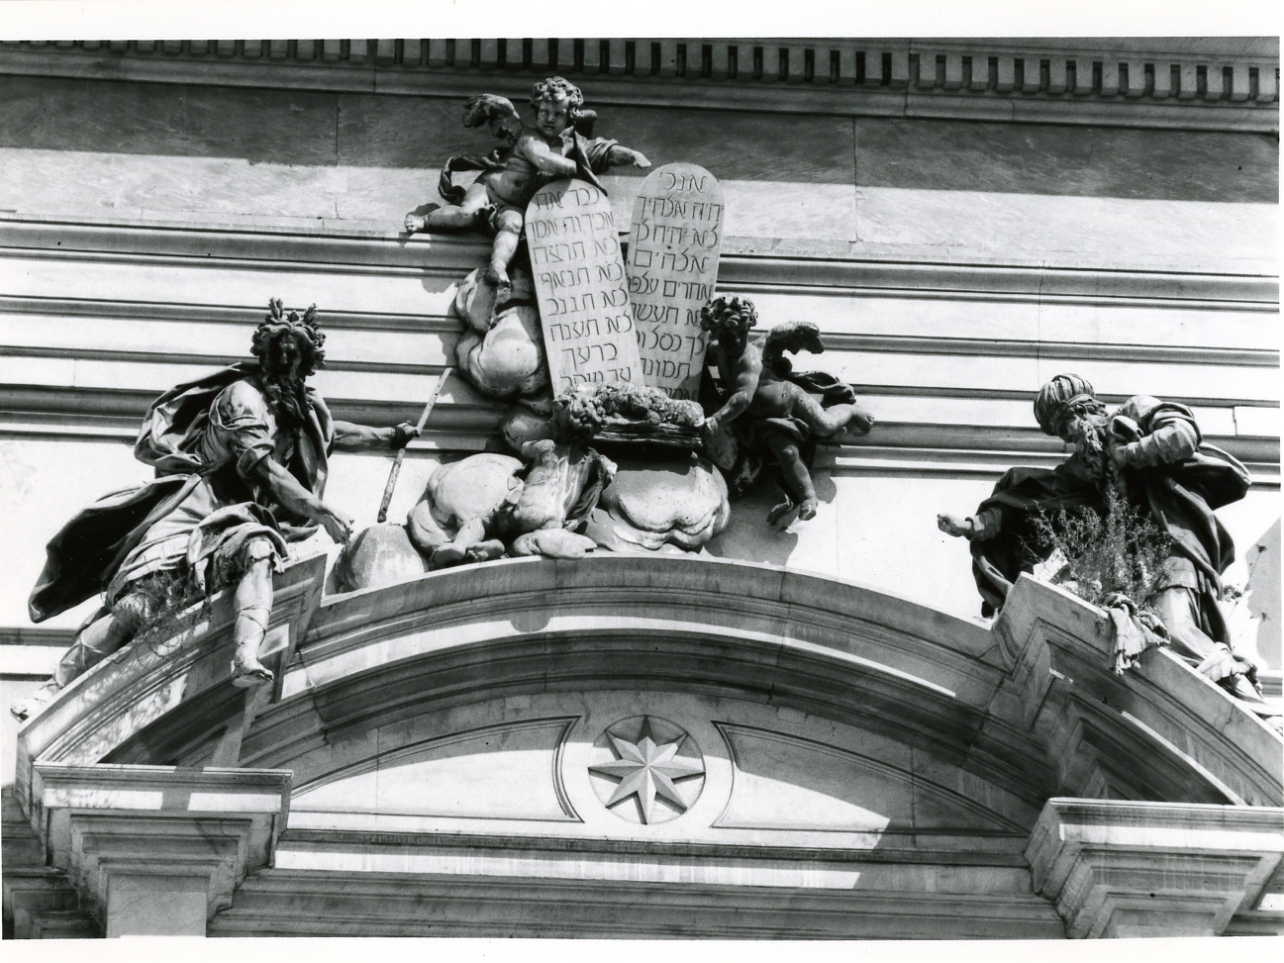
left=1026, top=797, right=1284, bottom=937
left=16, top=762, right=292, bottom=936
left=994, top=575, right=1283, bottom=808
left=4, top=218, right=1275, bottom=303
left=0, top=38, right=1277, bottom=132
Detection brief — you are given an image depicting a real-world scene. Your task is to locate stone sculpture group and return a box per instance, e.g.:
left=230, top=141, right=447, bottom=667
left=11, top=77, right=1277, bottom=730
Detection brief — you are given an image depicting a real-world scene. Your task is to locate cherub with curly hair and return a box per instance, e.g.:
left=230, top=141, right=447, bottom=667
left=12, top=302, right=421, bottom=721
left=700, top=296, right=875, bottom=524
left=405, top=77, right=651, bottom=292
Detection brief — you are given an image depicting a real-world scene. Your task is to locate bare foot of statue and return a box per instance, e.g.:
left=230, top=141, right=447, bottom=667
left=766, top=494, right=797, bottom=525
left=797, top=497, right=819, bottom=521
left=405, top=213, right=426, bottom=234
left=464, top=539, right=507, bottom=563
left=231, top=656, right=274, bottom=689
left=10, top=689, right=52, bottom=722
left=431, top=543, right=469, bottom=569
left=484, top=263, right=511, bottom=300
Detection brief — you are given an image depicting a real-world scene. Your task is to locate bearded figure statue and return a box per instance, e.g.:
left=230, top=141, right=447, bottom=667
left=938, top=374, right=1278, bottom=723
left=12, top=301, right=418, bottom=721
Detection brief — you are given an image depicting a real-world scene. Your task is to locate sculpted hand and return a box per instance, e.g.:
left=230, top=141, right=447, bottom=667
left=1109, top=443, right=1131, bottom=470
left=405, top=213, right=425, bottom=233
left=937, top=513, right=977, bottom=539
left=632, top=151, right=651, bottom=169
left=389, top=422, right=421, bottom=450
left=319, top=506, right=354, bottom=545
left=559, top=128, right=576, bottom=156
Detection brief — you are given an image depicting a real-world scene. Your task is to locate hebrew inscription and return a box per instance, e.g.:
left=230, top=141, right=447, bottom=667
left=626, top=163, right=725, bottom=399
left=526, top=179, right=643, bottom=395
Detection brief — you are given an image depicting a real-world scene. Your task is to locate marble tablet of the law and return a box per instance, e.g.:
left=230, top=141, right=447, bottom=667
left=526, top=178, right=643, bottom=396
left=626, top=163, right=725, bottom=399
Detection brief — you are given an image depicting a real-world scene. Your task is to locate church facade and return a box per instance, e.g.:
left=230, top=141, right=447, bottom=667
left=1, top=37, right=1280, bottom=939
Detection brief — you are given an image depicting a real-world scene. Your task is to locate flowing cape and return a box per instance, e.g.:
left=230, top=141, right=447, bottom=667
left=29, top=365, right=335, bottom=622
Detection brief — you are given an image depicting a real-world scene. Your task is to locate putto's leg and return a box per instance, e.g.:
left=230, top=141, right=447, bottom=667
left=424, top=184, right=491, bottom=232
left=485, top=209, right=525, bottom=290
left=764, top=434, right=817, bottom=523
left=9, top=603, right=142, bottom=721
left=230, top=539, right=276, bottom=689
left=432, top=517, right=489, bottom=568
left=795, top=393, right=875, bottom=438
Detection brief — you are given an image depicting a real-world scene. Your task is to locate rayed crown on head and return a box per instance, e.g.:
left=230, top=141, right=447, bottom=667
left=253, top=299, right=326, bottom=370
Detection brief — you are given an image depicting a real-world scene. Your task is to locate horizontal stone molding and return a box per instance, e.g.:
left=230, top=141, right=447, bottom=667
left=209, top=866, right=1065, bottom=938
left=2, top=218, right=1278, bottom=305
left=0, top=39, right=1277, bottom=133
left=2, top=307, right=1274, bottom=370
left=1026, top=797, right=1284, bottom=937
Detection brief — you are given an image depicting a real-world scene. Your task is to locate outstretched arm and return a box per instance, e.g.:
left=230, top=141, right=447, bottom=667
left=937, top=508, right=1003, bottom=540
left=249, top=457, right=353, bottom=544
left=332, top=420, right=419, bottom=453
left=606, top=145, right=650, bottom=168
left=705, top=348, right=762, bottom=436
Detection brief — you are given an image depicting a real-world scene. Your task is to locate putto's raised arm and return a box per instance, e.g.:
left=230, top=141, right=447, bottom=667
left=404, top=76, right=655, bottom=294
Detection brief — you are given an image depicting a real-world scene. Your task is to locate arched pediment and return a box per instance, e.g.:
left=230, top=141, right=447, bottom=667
left=18, top=554, right=1280, bottom=819
left=12, top=554, right=1283, bottom=939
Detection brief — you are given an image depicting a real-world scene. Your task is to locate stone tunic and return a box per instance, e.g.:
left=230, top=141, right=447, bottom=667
left=105, top=380, right=290, bottom=602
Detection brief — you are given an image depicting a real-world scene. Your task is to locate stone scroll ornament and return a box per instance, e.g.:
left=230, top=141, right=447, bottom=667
left=526, top=178, right=643, bottom=396
left=626, top=163, right=724, bottom=400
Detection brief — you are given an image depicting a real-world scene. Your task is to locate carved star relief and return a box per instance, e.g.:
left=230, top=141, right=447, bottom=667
left=588, top=717, right=705, bottom=824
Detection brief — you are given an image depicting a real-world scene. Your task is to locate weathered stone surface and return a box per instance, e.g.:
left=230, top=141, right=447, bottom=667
left=406, top=453, right=523, bottom=566
left=526, top=178, right=642, bottom=395
left=587, top=454, right=730, bottom=553
left=332, top=523, right=429, bottom=593
left=455, top=304, right=548, bottom=398
left=499, top=405, right=557, bottom=451
left=450, top=268, right=549, bottom=400
left=453, top=265, right=536, bottom=333
left=1026, top=797, right=1284, bottom=937
left=511, top=528, right=598, bottom=559
left=16, top=762, right=290, bottom=937
left=626, top=162, right=724, bottom=399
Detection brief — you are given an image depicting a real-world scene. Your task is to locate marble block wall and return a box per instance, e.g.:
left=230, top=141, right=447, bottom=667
left=0, top=66, right=1278, bottom=689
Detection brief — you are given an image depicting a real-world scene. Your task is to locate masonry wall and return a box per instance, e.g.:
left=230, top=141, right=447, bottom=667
left=0, top=48, right=1278, bottom=763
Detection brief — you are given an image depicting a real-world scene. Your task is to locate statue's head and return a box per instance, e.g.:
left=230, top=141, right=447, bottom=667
left=530, top=76, right=583, bottom=138
left=700, top=296, right=758, bottom=354
left=1034, top=374, right=1107, bottom=445
left=252, top=299, right=326, bottom=424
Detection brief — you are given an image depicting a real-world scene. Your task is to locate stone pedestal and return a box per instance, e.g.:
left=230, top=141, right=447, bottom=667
left=23, top=762, right=291, bottom=937
left=1026, top=797, right=1284, bottom=937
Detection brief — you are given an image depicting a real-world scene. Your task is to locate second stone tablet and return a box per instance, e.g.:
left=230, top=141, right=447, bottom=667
left=626, top=163, right=725, bottom=400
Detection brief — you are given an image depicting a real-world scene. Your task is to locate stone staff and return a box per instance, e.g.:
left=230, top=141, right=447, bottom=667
left=378, top=368, right=452, bottom=524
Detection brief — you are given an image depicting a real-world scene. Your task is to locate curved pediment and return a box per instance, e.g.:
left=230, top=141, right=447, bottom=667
left=16, top=554, right=1282, bottom=837
left=11, top=553, right=1283, bottom=940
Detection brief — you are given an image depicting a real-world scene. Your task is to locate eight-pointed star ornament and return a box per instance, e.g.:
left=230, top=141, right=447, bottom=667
left=588, top=717, right=705, bottom=824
